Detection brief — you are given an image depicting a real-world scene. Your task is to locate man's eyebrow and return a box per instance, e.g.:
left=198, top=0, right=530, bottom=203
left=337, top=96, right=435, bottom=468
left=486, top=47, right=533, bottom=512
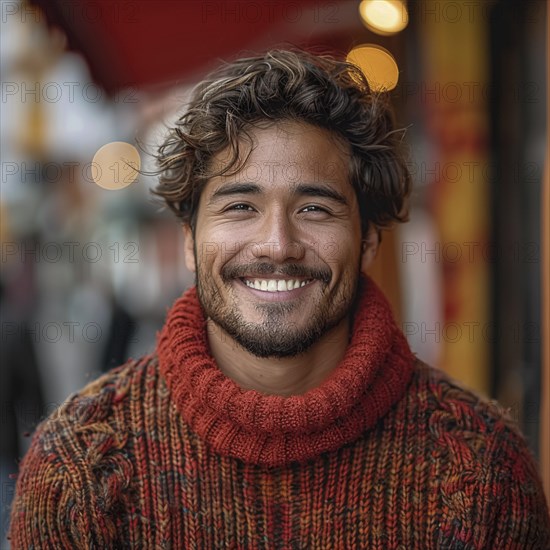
left=207, top=182, right=349, bottom=206
left=292, top=184, right=349, bottom=207
left=208, top=183, right=261, bottom=203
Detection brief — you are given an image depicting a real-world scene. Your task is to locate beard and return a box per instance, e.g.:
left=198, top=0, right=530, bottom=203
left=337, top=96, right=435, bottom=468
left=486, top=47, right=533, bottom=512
left=194, top=260, right=360, bottom=358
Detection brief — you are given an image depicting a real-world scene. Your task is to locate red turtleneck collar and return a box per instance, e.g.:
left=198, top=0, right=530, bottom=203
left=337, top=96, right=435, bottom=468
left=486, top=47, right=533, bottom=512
left=157, top=275, right=416, bottom=467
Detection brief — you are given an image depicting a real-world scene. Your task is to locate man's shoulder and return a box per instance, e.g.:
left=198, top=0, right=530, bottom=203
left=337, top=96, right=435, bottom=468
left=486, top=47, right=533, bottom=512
left=405, top=361, right=550, bottom=546
left=412, top=359, right=519, bottom=430
left=409, top=358, right=539, bottom=467
left=10, top=355, right=161, bottom=547
left=34, top=353, right=161, bottom=441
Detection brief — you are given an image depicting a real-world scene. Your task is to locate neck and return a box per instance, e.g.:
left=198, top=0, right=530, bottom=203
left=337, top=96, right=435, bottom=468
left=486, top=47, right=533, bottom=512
left=206, top=317, right=351, bottom=396
left=157, top=274, right=417, bottom=466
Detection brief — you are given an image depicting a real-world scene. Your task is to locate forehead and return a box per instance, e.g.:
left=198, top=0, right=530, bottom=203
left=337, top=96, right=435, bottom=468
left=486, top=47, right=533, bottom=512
left=204, top=121, right=353, bottom=195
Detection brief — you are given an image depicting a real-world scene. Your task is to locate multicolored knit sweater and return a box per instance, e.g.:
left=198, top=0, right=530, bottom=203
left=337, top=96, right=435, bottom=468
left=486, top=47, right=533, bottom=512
left=9, top=276, right=550, bottom=549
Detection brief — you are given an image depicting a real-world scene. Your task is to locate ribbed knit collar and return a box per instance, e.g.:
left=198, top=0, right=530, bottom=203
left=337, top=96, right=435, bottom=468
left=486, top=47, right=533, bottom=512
left=157, top=275, right=416, bottom=467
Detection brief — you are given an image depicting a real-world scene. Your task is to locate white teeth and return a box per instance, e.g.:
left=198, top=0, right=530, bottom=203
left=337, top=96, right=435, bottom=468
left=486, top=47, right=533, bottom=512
left=243, top=278, right=313, bottom=292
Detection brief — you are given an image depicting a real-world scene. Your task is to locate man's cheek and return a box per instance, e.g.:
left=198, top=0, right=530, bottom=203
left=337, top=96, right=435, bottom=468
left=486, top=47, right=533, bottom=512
left=198, top=241, right=219, bottom=264
left=321, top=241, right=340, bottom=263
left=220, top=240, right=242, bottom=263
left=199, top=240, right=249, bottom=265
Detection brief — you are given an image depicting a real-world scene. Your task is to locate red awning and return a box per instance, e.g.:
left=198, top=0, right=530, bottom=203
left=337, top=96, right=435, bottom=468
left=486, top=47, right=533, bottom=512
left=30, top=0, right=362, bottom=93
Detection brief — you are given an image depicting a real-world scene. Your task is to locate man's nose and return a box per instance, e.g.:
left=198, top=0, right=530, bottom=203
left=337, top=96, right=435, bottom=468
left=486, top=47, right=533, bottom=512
left=250, top=211, right=306, bottom=263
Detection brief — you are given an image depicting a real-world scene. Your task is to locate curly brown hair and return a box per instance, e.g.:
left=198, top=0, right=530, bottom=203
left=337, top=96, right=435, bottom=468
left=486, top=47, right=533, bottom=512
left=152, top=49, right=411, bottom=237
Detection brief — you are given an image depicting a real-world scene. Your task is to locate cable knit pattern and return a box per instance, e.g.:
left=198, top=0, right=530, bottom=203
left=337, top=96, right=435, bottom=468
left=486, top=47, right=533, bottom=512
left=8, top=277, right=550, bottom=548
left=9, top=365, right=137, bottom=548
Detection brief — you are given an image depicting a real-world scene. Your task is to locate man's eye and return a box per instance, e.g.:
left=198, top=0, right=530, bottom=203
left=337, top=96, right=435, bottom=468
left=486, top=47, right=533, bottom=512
left=226, top=203, right=254, bottom=212
left=301, top=205, right=329, bottom=214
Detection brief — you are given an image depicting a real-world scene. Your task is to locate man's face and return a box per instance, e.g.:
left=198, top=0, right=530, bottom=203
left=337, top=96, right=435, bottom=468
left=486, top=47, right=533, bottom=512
left=184, top=120, right=368, bottom=358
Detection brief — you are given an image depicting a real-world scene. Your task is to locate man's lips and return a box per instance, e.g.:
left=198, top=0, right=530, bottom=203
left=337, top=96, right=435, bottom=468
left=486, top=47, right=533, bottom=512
left=235, top=277, right=316, bottom=300
left=240, top=275, right=315, bottom=293
left=222, top=263, right=331, bottom=286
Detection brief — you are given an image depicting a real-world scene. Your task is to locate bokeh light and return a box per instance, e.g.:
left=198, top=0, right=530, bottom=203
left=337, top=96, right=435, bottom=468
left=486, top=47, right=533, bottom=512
left=359, top=0, right=408, bottom=35
left=346, top=44, right=399, bottom=91
left=91, top=141, right=141, bottom=190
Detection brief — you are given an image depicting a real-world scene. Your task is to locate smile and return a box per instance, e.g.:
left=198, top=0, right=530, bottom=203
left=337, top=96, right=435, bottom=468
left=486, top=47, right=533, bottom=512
left=240, top=278, right=314, bottom=292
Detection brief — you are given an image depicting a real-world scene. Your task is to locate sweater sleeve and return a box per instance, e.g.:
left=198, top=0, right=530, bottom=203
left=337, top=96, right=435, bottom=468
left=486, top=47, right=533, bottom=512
left=427, top=368, right=550, bottom=549
left=487, top=434, right=550, bottom=549
left=8, top=386, right=129, bottom=549
left=8, top=423, right=80, bottom=549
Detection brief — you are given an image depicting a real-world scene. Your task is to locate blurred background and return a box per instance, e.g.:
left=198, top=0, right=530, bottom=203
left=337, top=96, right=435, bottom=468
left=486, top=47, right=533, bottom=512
left=1, top=0, right=548, bottom=543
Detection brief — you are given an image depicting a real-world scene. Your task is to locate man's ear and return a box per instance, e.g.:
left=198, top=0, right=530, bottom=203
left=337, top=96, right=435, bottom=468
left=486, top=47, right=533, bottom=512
left=360, top=226, right=380, bottom=276
left=182, top=224, right=196, bottom=273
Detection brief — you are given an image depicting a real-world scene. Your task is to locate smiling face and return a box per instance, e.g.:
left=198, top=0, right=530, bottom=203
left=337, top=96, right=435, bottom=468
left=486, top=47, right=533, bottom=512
left=183, top=120, right=376, bottom=358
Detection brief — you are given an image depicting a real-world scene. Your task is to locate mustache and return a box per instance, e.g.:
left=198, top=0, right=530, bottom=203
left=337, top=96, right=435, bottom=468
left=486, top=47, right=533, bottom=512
left=222, top=263, right=331, bottom=284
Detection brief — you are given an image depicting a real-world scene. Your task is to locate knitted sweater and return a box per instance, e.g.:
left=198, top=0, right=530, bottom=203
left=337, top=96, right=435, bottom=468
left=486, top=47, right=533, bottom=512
left=9, top=276, right=550, bottom=549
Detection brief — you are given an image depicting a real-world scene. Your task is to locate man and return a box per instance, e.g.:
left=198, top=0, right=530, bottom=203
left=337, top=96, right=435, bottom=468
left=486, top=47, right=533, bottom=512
left=9, top=50, right=550, bottom=549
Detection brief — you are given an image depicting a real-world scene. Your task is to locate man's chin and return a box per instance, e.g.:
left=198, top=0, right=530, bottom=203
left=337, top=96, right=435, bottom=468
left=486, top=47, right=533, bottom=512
left=233, top=334, right=312, bottom=359
left=222, top=321, right=324, bottom=358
